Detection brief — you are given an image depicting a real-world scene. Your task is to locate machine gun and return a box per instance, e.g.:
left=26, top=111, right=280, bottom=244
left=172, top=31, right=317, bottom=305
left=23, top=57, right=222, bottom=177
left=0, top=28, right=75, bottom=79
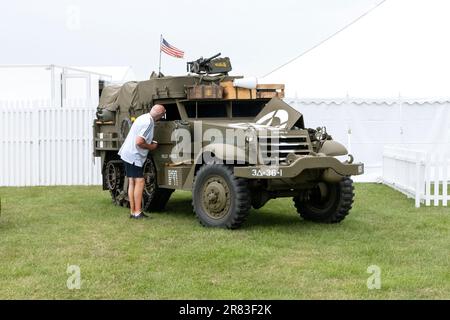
left=187, top=53, right=232, bottom=75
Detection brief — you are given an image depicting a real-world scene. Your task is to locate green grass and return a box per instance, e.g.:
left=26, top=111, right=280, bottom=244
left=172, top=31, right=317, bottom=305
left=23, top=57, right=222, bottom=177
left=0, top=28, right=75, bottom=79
left=0, top=184, right=449, bottom=299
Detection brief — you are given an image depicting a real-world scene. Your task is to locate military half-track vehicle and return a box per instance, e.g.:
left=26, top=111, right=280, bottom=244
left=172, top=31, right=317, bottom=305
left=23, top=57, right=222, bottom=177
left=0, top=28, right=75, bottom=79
left=94, top=53, right=364, bottom=229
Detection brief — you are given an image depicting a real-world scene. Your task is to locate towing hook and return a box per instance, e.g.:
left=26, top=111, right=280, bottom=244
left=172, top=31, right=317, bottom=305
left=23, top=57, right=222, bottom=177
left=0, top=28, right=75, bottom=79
left=347, top=154, right=354, bottom=164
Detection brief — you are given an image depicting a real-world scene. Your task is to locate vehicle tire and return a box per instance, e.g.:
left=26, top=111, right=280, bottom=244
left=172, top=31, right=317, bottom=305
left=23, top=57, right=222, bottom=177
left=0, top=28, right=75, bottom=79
left=142, top=158, right=174, bottom=212
left=293, top=177, right=354, bottom=223
left=192, top=165, right=251, bottom=229
left=105, top=160, right=126, bottom=206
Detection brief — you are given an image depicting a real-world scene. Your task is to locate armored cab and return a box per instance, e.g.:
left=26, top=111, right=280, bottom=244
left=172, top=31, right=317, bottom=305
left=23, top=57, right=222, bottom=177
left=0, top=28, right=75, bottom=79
left=93, top=53, right=364, bottom=229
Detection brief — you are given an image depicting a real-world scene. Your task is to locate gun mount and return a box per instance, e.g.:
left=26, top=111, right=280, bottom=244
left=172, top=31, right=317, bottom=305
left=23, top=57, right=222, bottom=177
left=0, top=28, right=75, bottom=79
left=187, top=53, right=232, bottom=75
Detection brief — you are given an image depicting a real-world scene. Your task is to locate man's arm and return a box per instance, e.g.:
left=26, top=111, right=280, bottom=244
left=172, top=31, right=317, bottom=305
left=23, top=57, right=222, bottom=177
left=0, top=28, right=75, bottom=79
left=136, top=136, right=158, bottom=151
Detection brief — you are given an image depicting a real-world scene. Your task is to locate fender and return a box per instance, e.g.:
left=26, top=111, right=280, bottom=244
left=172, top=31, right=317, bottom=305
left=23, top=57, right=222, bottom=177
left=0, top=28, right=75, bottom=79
left=318, top=140, right=348, bottom=156
left=183, top=143, right=247, bottom=190
left=200, top=143, right=247, bottom=163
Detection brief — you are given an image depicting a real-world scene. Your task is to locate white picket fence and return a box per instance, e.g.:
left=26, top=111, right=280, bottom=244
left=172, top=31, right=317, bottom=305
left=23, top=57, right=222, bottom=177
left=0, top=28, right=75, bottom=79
left=0, top=99, right=102, bottom=186
left=382, top=146, right=450, bottom=207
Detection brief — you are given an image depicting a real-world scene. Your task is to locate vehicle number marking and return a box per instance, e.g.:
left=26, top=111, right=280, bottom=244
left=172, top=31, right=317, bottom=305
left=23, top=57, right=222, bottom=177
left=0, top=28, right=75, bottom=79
left=251, top=168, right=282, bottom=177
left=167, top=169, right=179, bottom=186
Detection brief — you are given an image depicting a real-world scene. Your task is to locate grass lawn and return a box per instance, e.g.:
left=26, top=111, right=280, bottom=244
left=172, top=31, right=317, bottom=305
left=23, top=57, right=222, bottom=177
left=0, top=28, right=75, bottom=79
left=0, top=183, right=448, bottom=299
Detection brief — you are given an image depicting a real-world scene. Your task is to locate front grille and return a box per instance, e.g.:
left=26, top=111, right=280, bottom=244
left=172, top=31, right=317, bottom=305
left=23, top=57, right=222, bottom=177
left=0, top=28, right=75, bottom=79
left=258, top=134, right=311, bottom=164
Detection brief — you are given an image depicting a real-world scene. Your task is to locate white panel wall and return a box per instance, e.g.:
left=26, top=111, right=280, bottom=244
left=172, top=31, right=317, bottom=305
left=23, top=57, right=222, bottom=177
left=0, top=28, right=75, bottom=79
left=0, top=99, right=102, bottom=186
left=289, top=99, right=450, bottom=182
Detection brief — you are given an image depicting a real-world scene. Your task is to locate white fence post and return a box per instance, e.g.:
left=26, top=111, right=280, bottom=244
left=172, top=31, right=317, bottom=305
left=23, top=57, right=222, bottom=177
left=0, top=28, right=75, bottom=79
left=415, top=152, right=421, bottom=208
left=425, top=153, right=431, bottom=206
left=443, top=152, right=448, bottom=206
left=433, top=154, right=439, bottom=206
left=31, top=106, right=39, bottom=185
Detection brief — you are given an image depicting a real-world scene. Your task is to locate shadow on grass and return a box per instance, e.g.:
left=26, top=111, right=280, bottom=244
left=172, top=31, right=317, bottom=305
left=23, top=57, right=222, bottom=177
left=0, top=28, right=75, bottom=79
left=243, top=209, right=313, bottom=230
left=151, top=191, right=351, bottom=231
left=0, top=217, right=15, bottom=232
left=161, top=195, right=323, bottom=230
left=159, top=197, right=194, bottom=217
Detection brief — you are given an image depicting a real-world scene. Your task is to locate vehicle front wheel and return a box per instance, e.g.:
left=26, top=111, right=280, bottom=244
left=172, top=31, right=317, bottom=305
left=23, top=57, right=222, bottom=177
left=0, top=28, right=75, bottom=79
left=192, top=165, right=251, bottom=229
left=293, top=177, right=354, bottom=223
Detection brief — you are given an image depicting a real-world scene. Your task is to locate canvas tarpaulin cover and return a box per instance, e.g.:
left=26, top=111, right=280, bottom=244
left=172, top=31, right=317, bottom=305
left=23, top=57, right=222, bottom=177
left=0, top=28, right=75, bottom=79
left=98, top=76, right=202, bottom=113
left=98, top=84, right=121, bottom=111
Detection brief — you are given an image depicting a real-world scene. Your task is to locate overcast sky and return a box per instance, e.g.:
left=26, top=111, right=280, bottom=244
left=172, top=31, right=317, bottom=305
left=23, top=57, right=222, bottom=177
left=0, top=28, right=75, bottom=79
left=0, top=0, right=381, bottom=79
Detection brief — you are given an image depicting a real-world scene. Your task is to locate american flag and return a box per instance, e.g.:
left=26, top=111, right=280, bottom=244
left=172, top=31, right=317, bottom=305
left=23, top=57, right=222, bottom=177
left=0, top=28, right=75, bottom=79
left=160, top=38, right=184, bottom=58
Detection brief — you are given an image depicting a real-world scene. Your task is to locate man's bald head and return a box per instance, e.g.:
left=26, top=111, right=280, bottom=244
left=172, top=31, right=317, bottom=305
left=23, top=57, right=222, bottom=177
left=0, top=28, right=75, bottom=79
left=150, top=104, right=166, bottom=121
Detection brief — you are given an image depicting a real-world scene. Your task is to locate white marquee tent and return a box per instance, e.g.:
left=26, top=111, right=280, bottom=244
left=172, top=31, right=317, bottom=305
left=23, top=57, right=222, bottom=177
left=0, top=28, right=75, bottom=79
left=263, top=0, right=450, bottom=99
left=263, top=0, right=450, bottom=182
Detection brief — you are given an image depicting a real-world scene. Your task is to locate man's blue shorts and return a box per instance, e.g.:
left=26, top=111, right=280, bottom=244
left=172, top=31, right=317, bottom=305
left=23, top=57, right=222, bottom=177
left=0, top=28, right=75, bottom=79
left=123, top=161, right=144, bottom=178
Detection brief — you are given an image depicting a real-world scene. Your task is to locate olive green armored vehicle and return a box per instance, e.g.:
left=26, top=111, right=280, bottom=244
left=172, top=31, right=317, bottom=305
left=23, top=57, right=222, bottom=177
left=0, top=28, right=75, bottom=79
left=94, top=53, right=364, bottom=229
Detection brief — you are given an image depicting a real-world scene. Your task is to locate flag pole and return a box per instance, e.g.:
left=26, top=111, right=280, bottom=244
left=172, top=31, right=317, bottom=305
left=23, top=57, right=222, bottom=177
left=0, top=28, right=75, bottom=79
left=158, top=34, right=162, bottom=76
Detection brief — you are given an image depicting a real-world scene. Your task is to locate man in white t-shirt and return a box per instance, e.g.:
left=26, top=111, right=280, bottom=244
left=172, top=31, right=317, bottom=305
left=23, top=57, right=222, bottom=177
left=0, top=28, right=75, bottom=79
left=118, top=104, right=166, bottom=219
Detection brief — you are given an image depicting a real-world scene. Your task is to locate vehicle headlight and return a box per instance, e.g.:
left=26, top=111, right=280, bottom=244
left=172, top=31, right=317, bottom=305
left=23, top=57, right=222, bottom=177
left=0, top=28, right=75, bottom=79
left=315, top=126, right=327, bottom=141
left=245, top=127, right=257, bottom=142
